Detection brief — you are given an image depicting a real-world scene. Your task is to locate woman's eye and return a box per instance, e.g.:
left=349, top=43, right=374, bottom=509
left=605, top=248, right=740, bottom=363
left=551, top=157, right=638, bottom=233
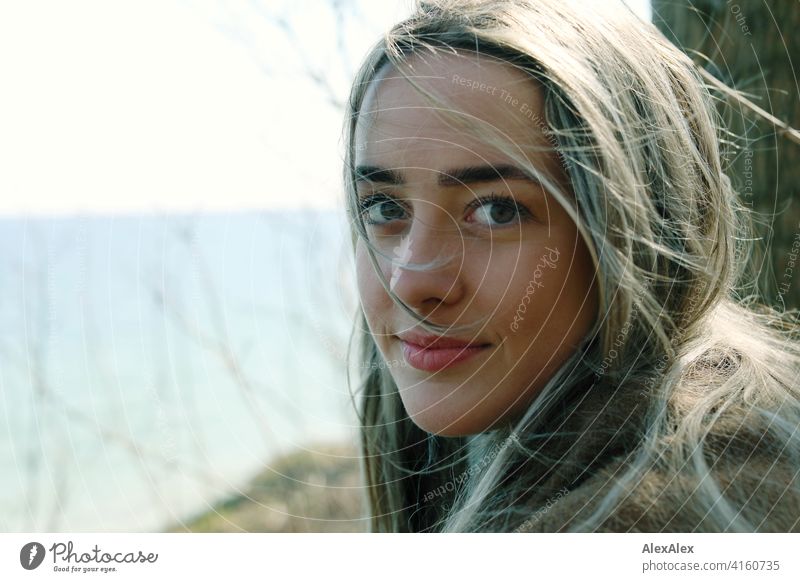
left=468, top=195, right=530, bottom=227
left=360, top=194, right=407, bottom=225
left=358, top=192, right=531, bottom=228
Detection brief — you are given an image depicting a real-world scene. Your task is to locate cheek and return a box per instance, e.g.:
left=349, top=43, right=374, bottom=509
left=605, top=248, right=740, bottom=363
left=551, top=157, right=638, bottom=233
left=498, top=241, right=596, bottom=341
left=476, top=246, right=559, bottom=323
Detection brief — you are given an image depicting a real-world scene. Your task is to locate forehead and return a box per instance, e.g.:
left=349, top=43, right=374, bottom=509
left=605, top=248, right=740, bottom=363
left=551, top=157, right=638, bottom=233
left=355, top=50, right=551, bottom=168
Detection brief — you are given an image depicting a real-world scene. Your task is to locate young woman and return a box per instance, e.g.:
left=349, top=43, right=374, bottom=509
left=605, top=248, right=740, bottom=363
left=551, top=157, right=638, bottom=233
left=343, top=0, right=800, bottom=532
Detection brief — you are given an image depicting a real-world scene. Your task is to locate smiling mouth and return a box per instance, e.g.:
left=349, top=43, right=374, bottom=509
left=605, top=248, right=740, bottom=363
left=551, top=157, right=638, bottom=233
left=399, top=339, right=492, bottom=372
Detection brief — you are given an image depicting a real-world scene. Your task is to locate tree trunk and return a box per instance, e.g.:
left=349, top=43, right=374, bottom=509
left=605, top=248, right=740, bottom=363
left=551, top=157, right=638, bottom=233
left=653, top=0, right=800, bottom=311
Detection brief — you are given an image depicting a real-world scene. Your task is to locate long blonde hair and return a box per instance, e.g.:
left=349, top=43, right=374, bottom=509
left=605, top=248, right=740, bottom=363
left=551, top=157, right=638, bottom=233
left=343, top=0, right=800, bottom=532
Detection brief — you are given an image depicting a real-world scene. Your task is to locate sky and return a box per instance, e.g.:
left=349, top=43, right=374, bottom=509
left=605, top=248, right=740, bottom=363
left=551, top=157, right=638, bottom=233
left=0, top=0, right=651, bottom=216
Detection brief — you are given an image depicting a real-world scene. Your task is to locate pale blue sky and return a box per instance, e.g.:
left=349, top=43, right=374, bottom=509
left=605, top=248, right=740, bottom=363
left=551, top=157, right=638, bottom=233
left=0, top=0, right=651, bottom=215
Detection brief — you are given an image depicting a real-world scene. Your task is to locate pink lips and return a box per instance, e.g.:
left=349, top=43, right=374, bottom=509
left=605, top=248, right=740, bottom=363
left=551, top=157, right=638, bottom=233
left=398, top=332, right=491, bottom=372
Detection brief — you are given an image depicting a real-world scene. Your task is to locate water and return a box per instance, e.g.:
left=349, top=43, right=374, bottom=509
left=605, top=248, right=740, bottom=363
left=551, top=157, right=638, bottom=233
left=0, top=209, right=360, bottom=531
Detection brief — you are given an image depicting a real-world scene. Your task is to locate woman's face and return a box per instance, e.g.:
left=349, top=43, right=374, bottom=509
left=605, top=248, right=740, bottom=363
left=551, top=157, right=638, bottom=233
left=354, top=51, right=598, bottom=436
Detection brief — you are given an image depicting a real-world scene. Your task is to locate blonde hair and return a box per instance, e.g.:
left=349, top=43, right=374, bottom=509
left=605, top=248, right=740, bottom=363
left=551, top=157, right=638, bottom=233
left=343, top=0, right=800, bottom=532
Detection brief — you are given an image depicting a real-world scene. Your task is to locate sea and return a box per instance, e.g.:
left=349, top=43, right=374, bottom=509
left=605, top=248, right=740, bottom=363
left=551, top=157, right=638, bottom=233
left=0, top=209, right=360, bottom=531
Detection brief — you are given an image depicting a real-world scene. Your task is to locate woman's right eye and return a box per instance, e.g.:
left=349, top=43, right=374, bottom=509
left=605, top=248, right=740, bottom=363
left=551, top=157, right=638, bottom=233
left=359, top=194, right=408, bottom=225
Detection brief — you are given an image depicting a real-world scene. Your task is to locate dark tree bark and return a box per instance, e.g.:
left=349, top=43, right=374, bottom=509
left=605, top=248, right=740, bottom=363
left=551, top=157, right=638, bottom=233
left=653, top=0, right=800, bottom=310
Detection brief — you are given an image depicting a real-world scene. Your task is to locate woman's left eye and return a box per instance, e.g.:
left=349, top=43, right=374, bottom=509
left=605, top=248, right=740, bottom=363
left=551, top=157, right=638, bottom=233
left=467, top=194, right=532, bottom=227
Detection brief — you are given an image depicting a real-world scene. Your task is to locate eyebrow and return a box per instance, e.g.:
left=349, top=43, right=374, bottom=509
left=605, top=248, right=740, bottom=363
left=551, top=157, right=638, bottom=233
left=354, top=164, right=541, bottom=186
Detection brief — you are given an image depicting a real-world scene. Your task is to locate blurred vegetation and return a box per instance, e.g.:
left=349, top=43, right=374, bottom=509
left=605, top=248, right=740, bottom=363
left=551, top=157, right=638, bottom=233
left=653, top=0, right=800, bottom=310
left=167, top=442, right=366, bottom=532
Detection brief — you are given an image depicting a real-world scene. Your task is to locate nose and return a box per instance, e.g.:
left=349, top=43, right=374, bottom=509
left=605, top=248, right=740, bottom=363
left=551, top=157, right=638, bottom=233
left=386, top=219, right=466, bottom=313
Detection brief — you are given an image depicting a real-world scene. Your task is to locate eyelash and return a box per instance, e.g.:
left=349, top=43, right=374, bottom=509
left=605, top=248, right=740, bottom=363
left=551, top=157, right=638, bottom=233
left=466, top=192, right=533, bottom=225
left=357, top=192, right=533, bottom=227
left=357, top=193, right=399, bottom=218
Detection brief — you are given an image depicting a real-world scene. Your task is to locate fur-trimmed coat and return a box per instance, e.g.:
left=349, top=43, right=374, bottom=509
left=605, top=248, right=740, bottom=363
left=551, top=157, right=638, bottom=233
left=509, top=380, right=800, bottom=533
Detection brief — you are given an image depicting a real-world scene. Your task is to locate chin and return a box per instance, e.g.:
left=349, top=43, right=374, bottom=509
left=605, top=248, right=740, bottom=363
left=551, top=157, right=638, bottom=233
left=404, top=403, right=490, bottom=437
left=410, top=415, right=475, bottom=437
left=397, top=377, right=526, bottom=436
